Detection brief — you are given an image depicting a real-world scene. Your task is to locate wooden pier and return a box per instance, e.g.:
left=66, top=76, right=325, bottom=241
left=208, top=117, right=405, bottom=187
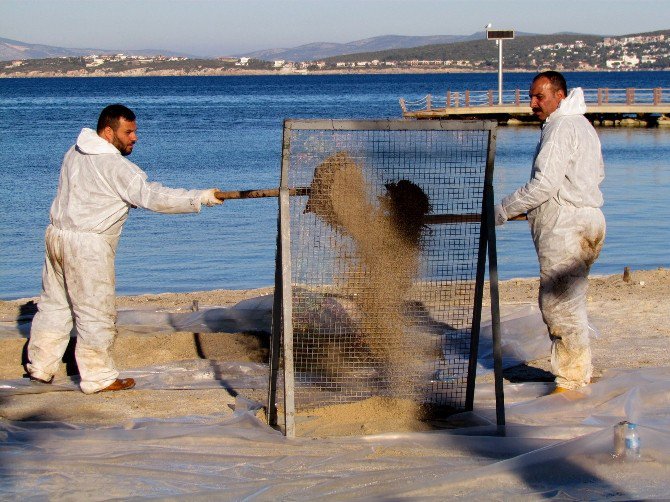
left=400, top=88, right=670, bottom=126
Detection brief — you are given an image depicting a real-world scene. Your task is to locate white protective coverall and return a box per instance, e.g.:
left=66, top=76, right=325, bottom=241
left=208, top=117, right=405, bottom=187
left=496, top=88, right=606, bottom=390
left=28, top=128, right=208, bottom=393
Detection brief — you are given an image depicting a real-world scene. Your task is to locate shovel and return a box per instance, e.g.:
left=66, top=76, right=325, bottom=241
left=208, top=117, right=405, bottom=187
left=213, top=152, right=527, bottom=224
left=214, top=188, right=524, bottom=225
left=214, top=187, right=309, bottom=200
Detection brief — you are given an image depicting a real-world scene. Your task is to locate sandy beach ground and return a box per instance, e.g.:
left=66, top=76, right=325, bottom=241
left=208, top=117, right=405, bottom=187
left=0, top=268, right=668, bottom=435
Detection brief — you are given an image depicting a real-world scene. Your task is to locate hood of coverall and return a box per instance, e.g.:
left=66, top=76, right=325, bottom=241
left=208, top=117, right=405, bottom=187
left=546, top=87, right=587, bottom=123
left=76, top=128, right=121, bottom=155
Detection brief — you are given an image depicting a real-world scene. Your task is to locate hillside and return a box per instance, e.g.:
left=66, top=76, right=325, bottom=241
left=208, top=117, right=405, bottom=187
left=323, top=31, right=670, bottom=71
left=0, top=37, right=192, bottom=61
left=0, top=33, right=488, bottom=62
left=2, top=29, right=669, bottom=76
left=242, top=33, right=486, bottom=61
left=326, top=34, right=603, bottom=66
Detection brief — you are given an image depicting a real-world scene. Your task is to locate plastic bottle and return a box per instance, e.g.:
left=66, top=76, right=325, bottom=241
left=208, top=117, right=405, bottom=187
left=612, top=421, right=626, bottom=459
left=624, top=422, right=641, bottom=460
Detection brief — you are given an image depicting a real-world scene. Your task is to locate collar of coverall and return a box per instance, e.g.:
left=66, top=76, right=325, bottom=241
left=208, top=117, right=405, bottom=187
left=76, top=127, right=121, bottom=155
left=545, top=87, right=588, bottom=125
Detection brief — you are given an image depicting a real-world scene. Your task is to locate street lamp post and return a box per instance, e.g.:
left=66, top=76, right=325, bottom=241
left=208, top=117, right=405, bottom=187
left=486, top=28, right=515, bottom=105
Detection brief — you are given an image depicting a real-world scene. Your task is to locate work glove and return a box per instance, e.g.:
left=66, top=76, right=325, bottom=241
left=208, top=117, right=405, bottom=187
left=493, top=204, right=507, bottom=226
left=200, top=188, right=223, bottom=207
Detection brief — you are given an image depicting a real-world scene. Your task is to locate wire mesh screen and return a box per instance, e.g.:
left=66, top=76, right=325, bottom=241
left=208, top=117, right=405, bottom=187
left=276, top=119, right=496, bottom=413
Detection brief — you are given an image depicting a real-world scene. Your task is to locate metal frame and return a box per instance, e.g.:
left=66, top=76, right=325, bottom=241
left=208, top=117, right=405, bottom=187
left=267, top=119, right=505, bottom=437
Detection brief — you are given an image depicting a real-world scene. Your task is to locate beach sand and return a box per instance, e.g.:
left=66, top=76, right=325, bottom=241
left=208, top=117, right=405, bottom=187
left=1, top=268, right=668, bottom=436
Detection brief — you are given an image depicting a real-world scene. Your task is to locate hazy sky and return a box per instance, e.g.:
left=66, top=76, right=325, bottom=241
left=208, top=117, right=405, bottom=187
left=1, top=0, right=668, bottom=57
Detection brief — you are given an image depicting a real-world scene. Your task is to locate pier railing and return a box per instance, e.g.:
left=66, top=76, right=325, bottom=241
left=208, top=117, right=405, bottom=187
left=400, top=87, right=670, bottom=113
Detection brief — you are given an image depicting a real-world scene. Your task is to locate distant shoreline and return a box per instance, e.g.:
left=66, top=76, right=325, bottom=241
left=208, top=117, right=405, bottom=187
left=3, top=67, right=661, bottom=79
left=0, top=68, right=516, bottom=78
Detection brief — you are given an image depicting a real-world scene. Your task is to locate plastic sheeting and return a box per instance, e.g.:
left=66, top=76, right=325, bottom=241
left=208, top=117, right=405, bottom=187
left=1, top=368, right=670, bottom=500
left=115, top=295, right=274, bottom=335
left=1, top=303, right=667, bottom=499
left=0, top=360, right=270, bottom=396
left=478, top=302, right=600, bottom=374
left=478, top=303, right=550, bottom=372
left=0, top=303, right=551, bottom=397
left=0, top=294, right=275, bottom=338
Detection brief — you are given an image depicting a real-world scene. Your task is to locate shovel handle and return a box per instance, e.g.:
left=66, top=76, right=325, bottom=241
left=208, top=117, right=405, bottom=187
left=509, top=213, right=528, bottom=221
left=214, top=187, right=310, bottom=200
left=423, top=212, right=528, bottom=224
left=213, top=189, right=530, bottom=224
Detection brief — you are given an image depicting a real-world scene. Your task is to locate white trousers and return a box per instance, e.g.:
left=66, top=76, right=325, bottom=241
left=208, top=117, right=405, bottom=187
left=27, top=225, right=120, bottom=394
left=530, top=202, right=606, bottom=390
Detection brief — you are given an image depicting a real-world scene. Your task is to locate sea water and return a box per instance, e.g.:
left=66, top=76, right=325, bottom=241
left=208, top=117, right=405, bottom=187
left=1, top=71, right=669, bottom=299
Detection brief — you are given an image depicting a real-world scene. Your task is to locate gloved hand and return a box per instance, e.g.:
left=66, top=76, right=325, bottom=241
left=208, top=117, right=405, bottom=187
left=493, top=204, right=507, bottom=226
left=200, top=188, right=223, bottom=207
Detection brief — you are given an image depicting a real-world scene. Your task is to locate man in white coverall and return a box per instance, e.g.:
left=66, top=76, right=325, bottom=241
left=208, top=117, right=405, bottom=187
left=494, top=71, right=606, bottom=393
left=26, top=104, right=223, bottom=394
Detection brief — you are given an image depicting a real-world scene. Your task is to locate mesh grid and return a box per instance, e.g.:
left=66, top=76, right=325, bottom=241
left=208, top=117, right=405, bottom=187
left=279, top=121, right=494, bottom=411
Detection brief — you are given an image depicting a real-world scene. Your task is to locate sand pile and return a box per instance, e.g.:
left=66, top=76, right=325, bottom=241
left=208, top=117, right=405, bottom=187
left=296, top=396, right=435, bottom=437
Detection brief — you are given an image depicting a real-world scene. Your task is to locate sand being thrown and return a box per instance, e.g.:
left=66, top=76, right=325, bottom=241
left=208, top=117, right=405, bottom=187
left=304, top=151, right=432, bottom=402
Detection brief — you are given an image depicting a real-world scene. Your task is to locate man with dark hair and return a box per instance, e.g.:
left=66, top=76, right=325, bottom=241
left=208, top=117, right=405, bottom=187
left=494, top=71, right=606, bottom=394
left=532, top=70, right=567, bottom=97
left=26, top=104, right=223, bottom=394
left=96, top=103, right=136, bottom=134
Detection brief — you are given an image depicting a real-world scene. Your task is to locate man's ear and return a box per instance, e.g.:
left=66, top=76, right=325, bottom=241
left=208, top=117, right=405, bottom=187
left=99, top=126, right=114, bottom=142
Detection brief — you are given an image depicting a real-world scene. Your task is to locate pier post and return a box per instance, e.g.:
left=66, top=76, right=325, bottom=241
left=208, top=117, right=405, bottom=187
left=515, top=89, right=520, bottom=106
left=626, top=88, right=635, bottom=105
left=465, top=90, right=470, bottom=107
left=654, top=87, right=662, bottom=105
left=598, top=88, right=603, bottom=106
left=427, top=94, right=432, bottom=111
left=488, top=90, right=493, bottom=106
left=446, top=91, right=451, bottom=108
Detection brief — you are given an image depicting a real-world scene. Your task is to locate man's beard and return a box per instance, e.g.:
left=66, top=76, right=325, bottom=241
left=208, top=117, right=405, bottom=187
left=112, top=136, right=133, bottom=156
